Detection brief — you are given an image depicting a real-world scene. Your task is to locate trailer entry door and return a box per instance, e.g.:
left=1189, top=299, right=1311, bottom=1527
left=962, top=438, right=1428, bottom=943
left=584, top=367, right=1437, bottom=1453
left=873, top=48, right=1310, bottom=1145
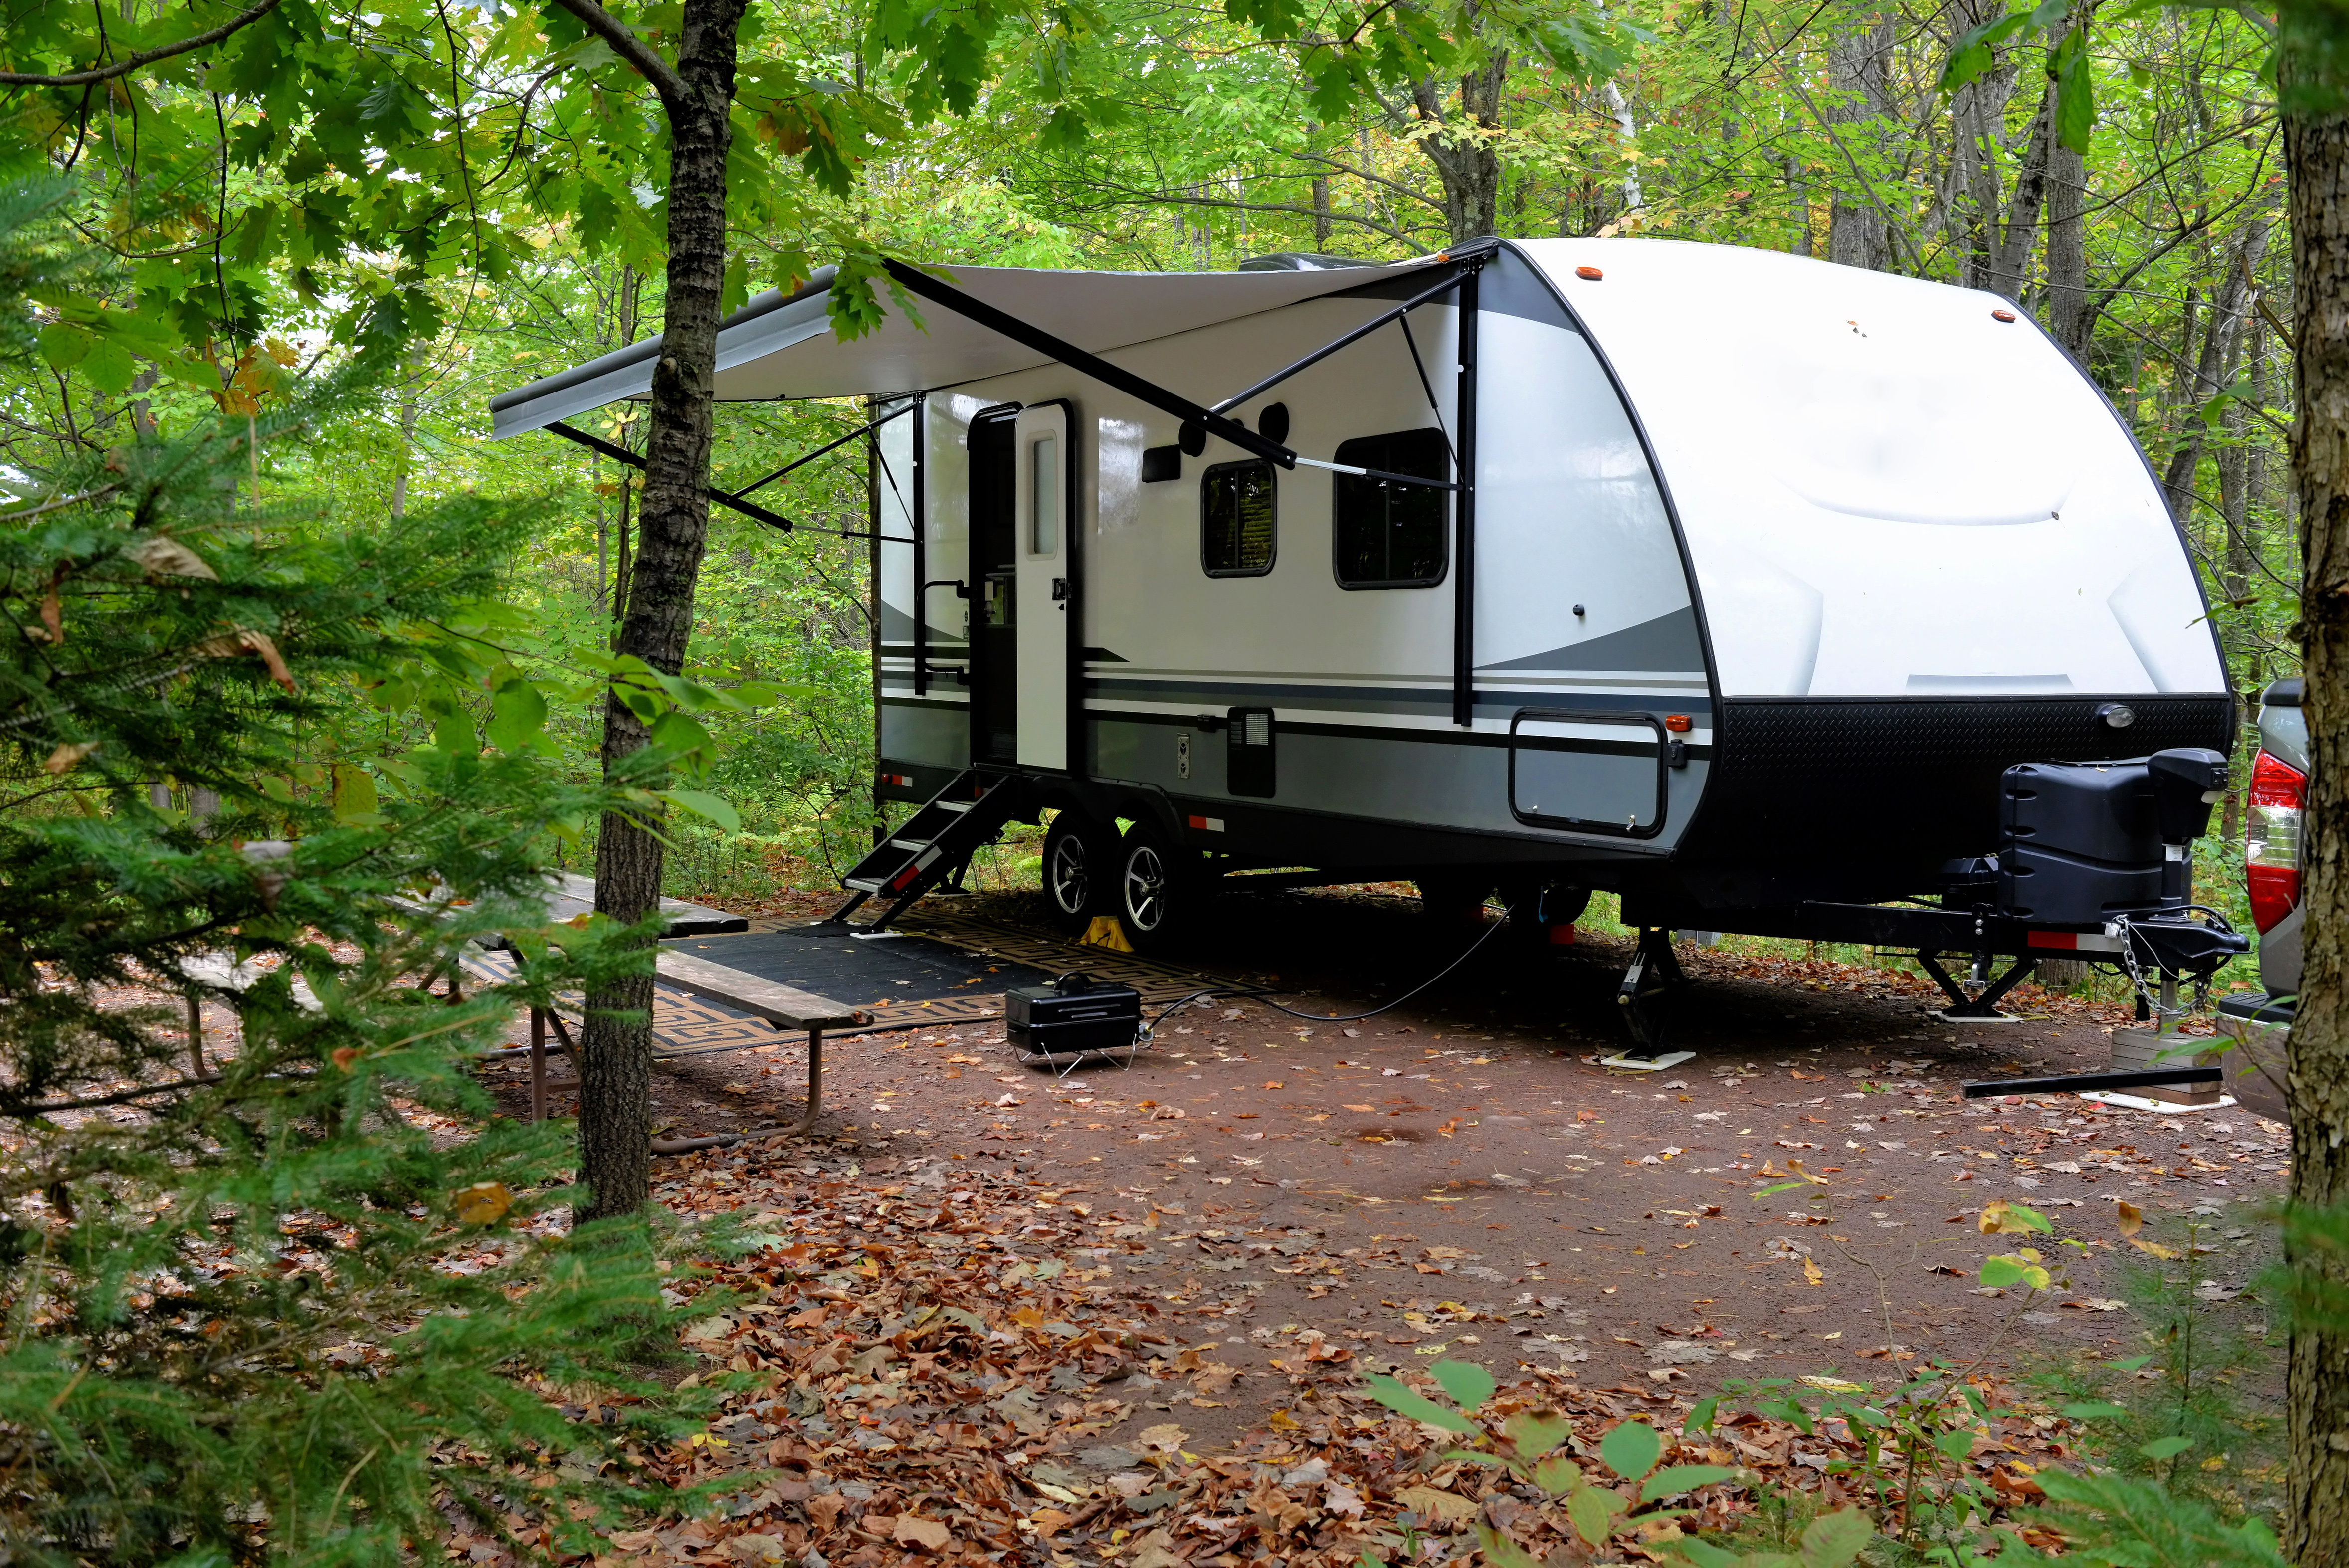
left=1013, top=402, right=1074, bottom=771
left=968, top=407, right=1018, bottom=765
left=1508, top=710, right=1668, bottom=837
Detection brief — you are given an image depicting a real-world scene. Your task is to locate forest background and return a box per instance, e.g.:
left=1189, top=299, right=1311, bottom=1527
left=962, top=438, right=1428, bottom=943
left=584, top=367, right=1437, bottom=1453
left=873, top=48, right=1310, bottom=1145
left=0, top=0, right=2296, bottom=905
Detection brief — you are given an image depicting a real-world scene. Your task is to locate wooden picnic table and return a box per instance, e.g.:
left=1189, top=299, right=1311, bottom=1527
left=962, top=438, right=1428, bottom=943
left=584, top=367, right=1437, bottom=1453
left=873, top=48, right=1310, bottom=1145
left=511, top=888, right=867, bottom=1145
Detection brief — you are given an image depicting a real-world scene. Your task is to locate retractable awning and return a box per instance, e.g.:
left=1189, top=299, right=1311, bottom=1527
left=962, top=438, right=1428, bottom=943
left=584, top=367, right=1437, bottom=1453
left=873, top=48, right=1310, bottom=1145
left=488, top=254, right=1450, bottom=440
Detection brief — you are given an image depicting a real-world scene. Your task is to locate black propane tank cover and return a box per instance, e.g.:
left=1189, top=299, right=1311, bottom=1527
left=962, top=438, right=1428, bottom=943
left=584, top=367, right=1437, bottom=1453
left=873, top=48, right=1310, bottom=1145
left=2147, top=748, right=2230, bottom=844
left=1258, top=402, right=1291, bottom=445
left=1178, top=420, right=1208, bottom=457
left=1996, top=760, right=2162, bottom=924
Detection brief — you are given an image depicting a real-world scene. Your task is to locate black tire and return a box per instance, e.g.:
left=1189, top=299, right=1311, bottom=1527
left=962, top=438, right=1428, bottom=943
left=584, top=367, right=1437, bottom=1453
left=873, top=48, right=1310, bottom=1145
left=1500, top=881, right=1591, bottom=952
left=1040, top=811, right=1109, bottom=935
left=1115, top=822, right=1194, bottom=953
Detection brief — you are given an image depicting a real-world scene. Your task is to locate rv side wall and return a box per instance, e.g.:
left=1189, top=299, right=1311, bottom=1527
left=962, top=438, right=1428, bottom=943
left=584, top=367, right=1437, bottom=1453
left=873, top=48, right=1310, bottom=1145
left=878, top=247, right=1715, bottom=867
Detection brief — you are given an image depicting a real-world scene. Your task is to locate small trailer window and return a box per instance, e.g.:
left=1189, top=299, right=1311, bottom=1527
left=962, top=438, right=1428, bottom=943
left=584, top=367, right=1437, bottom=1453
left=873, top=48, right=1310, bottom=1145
left=1333, top=428, right=1449, bottom=588
left=1201, top=459, right=1276, bottom=577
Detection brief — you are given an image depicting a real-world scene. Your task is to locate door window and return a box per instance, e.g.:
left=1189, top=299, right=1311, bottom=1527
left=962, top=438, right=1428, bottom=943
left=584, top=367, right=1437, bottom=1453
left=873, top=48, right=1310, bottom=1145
left=1030, top=435, right=1058, bottom=555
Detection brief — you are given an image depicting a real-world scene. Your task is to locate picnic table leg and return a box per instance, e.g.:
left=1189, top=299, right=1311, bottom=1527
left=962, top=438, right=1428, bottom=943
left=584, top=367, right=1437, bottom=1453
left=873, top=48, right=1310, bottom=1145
left=528, top=1006, right=547, bottom=1123
left=793, top=1028, right=824, bottom=1135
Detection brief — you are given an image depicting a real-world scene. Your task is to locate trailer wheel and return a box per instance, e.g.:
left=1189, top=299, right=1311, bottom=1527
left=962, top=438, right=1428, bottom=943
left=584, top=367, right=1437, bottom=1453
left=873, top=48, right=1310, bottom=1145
left=1040, top=811, right=1109, bottom=935
left=1115, top=823, right=1192, bottom=952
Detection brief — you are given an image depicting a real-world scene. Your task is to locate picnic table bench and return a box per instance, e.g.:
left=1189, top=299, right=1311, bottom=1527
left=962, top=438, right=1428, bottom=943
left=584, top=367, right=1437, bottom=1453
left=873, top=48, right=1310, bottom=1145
left=506, top=882, right=872, bottom=1147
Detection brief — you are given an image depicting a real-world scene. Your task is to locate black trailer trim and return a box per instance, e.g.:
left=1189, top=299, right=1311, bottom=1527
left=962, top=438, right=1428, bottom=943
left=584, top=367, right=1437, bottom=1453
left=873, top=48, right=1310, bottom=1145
left=1453, top=259, right=1481, bottom=728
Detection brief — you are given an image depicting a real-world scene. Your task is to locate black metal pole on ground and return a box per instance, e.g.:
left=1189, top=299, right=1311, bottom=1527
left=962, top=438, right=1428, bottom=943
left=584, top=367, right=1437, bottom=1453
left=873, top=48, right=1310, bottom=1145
left=1960, top=1066, right=2222, bottom=1098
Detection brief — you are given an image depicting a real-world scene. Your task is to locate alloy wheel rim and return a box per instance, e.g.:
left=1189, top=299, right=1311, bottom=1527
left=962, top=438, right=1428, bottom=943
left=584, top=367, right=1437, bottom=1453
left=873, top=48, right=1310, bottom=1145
left=1124, top=846, right=1167, bottom=930
left=1049, top=835, right=1090, bottom=916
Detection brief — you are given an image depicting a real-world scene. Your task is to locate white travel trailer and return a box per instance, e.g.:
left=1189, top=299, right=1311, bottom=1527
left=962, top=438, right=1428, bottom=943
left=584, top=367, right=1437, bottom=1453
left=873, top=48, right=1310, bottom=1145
left=492, top=236, right=2246, bottom=1044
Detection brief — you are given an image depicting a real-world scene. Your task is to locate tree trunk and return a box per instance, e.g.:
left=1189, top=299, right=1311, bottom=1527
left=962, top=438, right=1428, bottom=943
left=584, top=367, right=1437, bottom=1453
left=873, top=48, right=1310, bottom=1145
left=1411, top=41, right=1510, bottom=243
left=574, top=0, right=749, bottom=1224
left=2162, top=216, right=2271, bottom=524
left=1826, top=16, right=1894, bottom=271
left=1987, top=83, right=2055, bottom=301
left=2044, top=127, right=2091, bottom=354
left=2284, top=54, right=2349, bottom=1566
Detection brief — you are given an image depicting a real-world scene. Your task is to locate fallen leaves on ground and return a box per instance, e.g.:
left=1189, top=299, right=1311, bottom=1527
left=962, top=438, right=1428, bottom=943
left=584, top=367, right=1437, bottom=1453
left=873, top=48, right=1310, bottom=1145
left=516, top=1145, right=2111, bottom=1568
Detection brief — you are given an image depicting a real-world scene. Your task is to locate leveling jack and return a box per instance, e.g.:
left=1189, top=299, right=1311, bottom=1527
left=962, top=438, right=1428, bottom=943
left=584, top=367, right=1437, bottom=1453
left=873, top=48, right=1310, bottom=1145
left=1603, top=927, right=1695, bottom=1072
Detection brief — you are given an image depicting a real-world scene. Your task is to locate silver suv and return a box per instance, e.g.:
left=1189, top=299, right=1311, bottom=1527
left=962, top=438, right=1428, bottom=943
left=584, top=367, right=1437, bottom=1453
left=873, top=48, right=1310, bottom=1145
left=2223, top=676, right=2305, bottom=1025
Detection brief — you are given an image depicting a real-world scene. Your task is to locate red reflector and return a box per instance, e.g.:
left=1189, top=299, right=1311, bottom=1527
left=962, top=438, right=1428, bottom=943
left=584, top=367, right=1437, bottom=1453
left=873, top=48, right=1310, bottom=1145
left=1549, top=924, right=1577, bottom=946
left=2248, top=748, right=2306, bottom=932
left=2027, top=931, right=2078, bottom=950
left=1992, top=308, right=2016, bottom=322
left=1187, top=815, right=1207, bottom=829
left=892, top=865, right=921, bottom=890
left=1664, top=714, right=1692, bottom=733
left=1576, top=265, right=1604, bottom=280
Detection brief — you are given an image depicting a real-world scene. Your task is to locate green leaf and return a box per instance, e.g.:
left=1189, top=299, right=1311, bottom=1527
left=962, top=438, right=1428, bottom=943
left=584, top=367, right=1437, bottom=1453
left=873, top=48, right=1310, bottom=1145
left=433, top=707, right=478, bottom=757
left=484, top=678, right=547, bottom=752
left=1531, top=1452, right=1582, bottom=1496
left=1935, top=1428, right=1978, bottom=1460
left=1567, top=1484, right=1622, bottom=1548
left=1600, top=1419, right=1662, bottom=1481
left=2110, top=1355, right=2155, bottom=1372
left=2140, top=1435, right=2194, bottom=1461
left=1362, top=1374, right=1477, bottom=1434
left=2053, top=28, right=2097, bottom=153
left=1997, top=1201, right=2055, bottom=1234
left=1799, top=1507, right=1876, bottom=1568
left=667, top=789, right=742, bottom=834
left=1432, top=1358, right=1496, bottom=1414
left=1504, top=1409, right=1570, bottom=1459
left=1664, top=1538, right=1745, bottom=1568
left=1751, top=1181, right=1812, bottom=1198
left=1683, top=1395, right=1723, bottom=1435
left=37, top=322, right=91, bottom=371
left=1642, top=1465, right=1739, bottom=1503
left=1980, top=1254, right=2051, bottom=1289
left=2059, top=1401, right=2130, bottom=1422
left=331, top=764, right=379, bottom=825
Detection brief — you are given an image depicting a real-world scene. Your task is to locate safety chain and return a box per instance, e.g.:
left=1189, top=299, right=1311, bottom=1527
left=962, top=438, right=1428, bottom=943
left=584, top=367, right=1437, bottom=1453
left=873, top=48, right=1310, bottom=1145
left=2103, top=908, right=2233, bottom=1022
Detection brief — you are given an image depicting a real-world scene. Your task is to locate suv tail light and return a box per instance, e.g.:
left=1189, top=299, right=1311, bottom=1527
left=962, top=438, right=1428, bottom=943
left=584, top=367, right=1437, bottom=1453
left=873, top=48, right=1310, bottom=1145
left=2247, top=749, right=2306, bottom=933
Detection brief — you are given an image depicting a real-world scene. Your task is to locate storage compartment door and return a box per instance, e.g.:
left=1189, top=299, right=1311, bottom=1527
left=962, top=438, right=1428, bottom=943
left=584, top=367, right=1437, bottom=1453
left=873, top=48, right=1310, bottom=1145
left=1509, top=710, right=1669, bottom=836
left=1013, top=403, right=1072, bottom=771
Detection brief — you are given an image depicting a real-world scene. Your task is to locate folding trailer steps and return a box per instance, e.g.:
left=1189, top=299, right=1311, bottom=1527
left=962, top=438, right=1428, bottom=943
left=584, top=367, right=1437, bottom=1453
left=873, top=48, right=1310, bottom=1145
left=828, top=770, right=1019, bottom=930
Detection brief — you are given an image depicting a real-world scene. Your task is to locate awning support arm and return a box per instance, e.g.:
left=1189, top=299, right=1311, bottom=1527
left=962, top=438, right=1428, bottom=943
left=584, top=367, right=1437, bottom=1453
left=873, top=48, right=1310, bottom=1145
left=544, top=420, right=796, bottom=533
left=733, top=401, right=912, bottom=500
left=882, top=260, right=1295, bottom=468
left=1207, top=265, right=1468, bottom=417
left=543, top=419, right=912, bottom=543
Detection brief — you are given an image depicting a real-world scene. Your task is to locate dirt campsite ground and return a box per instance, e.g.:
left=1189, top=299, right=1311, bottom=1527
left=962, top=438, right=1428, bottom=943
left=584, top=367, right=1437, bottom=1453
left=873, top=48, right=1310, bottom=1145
left=477, top=885, right=2290, bottom=1475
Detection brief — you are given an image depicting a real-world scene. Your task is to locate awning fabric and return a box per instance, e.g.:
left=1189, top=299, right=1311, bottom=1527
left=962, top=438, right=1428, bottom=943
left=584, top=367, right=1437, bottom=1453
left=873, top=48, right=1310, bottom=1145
left=488, top=256, right=1445, bottom=439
